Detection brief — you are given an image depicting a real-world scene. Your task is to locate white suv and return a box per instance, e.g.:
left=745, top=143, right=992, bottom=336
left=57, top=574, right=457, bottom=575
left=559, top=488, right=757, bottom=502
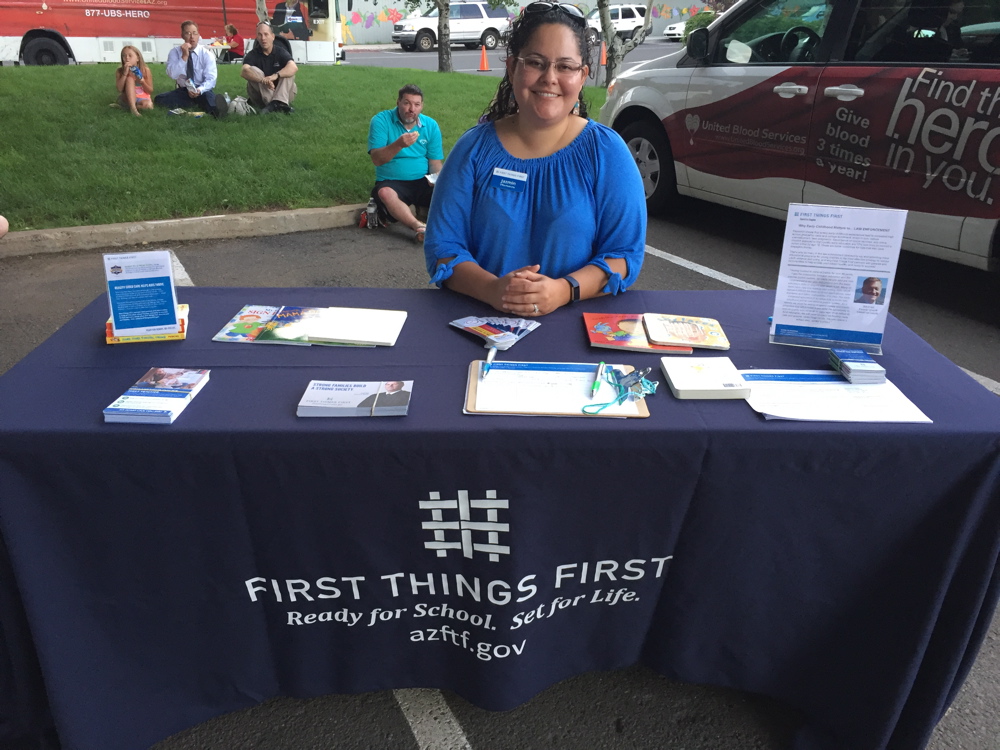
left=585, top=4, right=648, bottom=45
left=392, top=1, right=510, bottom=52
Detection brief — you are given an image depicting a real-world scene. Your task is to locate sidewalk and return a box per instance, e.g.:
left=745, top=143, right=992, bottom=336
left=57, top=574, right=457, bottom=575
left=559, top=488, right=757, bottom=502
left=0, top=204, right=365, bottom=261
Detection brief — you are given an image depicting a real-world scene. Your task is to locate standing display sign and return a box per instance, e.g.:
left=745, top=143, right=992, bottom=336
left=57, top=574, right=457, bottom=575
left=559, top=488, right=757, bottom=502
left=770, top=204, right=906, bottom=354
left=103, top=250, right=179, bottom=337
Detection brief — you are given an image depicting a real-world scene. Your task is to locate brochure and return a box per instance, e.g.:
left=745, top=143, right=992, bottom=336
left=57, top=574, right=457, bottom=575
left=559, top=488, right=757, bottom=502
left=770, top=204, right=907, bottom=354
left=103, top=250, right=180, bottom=337
left=297, top=380, right=413, bottom=417
left=739, top=370, right=930, bottom=423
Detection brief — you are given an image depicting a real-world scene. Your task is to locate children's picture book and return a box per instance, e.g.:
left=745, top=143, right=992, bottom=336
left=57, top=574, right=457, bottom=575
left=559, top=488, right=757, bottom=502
left=297, top=380, right=413, bottom=417
left=255, top=306, right=328, bottom=345
left=643, top=314, right=732, bottom=350
left=106, top=304, right=189, bottom=345
left=584, top=313, right=693, bottom=354
left=307, top=307, right=408, bottom=347
left=211, top=305, right=388, bottom=347
left=211, top=304, right=281, bottom=343
left=103, top=367, right=211, bottom=424
left=660, top=356, right=749, bottom=399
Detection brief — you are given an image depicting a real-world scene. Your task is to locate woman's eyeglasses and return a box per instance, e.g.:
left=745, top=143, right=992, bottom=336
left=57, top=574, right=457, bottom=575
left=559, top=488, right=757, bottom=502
left=516, top=55, right=586, bottom=77
left=522, top=2, right=586, bottom=26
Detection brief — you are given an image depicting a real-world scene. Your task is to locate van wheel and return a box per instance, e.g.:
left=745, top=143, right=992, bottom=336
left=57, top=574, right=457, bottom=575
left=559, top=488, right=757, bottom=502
left=415, top=31, right=434, bottom=52
left=620, top=120, right=678, bottom=214
left=23, top=37, right=69, bottom=66
left=481, top=29, right=499, bottom=49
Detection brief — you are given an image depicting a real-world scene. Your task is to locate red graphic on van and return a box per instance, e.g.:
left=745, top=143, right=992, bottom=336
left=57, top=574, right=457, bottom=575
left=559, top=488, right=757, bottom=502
left=664, top=66, right=1000, bottom=219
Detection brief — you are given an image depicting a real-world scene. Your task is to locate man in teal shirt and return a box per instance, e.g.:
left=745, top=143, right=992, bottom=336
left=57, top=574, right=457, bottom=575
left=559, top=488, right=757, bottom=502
left=367, top=84, right=444, bottom=242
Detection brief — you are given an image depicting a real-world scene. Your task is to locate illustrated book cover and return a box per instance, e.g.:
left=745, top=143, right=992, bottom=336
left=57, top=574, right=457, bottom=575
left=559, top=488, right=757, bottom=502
left=584, top=313, right=693, bottom=354
left=211, top=304, right=282, bottom=343
left=643, top=313, right=732, bottom=350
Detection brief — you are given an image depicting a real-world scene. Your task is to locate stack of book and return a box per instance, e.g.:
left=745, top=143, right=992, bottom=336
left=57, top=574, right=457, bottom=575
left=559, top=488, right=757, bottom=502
left=642, top=313, right=731, bottom=350
left=660, top=356, right=750, bottom=399
left=583, top=313, right=692, bottom=354
left=103, top=367, right=211, bottom=424
left=105, top=304, right=189, bottom=344
left=212, top=304, right=407, bottom=347
left=450, top=316, right=540, bottom=350
left=829, top=348, right=886, bottom=384
left=297, top=380, right=413, bottom=417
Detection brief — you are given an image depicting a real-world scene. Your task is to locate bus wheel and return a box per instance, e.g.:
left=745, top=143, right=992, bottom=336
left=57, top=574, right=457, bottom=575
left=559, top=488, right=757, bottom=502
left=415, top=31, right=434, bottom=52
left=23, top=38, right=69, bottom=66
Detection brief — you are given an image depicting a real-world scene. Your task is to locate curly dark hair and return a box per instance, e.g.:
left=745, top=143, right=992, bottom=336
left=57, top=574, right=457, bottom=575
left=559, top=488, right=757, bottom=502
left=481, top=7, right=593, bottom=123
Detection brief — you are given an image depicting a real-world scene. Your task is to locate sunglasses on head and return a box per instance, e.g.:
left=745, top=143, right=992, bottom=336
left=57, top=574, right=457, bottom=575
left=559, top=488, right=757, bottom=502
left=522, top=2, right=586, bottom=25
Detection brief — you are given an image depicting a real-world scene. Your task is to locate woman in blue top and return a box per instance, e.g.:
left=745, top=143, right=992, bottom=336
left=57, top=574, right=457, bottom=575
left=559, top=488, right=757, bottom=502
left=424, top=2, right=646, bottom=316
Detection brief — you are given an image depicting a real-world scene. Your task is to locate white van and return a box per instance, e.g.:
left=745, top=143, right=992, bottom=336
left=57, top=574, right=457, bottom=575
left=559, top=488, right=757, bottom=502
left=392, top=1, right=509, bottom=52
left=600, top=0, right=1000, bottom=271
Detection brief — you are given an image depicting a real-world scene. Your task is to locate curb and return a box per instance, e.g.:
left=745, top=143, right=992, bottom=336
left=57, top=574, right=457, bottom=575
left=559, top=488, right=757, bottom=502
left=0, top=204, right=366, bottom=260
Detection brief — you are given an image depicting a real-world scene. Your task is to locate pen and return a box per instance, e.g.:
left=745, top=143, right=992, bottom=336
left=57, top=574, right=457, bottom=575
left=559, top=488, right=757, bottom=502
left=591, top=362, right=605, bottom=399
left=483, top=346, right=497, bottom=378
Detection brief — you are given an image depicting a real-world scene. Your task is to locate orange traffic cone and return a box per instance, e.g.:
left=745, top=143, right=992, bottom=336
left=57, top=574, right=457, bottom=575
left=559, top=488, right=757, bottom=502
left=478, top=45, right=491, bottom=72
left=600, top=41, right=607, bottom=66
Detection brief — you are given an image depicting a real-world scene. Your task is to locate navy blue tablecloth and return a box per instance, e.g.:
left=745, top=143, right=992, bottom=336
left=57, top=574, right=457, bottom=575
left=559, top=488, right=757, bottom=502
left=1, top=287, right=998, bottom=750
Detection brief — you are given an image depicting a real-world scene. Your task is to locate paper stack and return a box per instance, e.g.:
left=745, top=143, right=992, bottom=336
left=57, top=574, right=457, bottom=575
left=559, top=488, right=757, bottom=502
left=829, top=348, right=886, bottom=384
left=660, top=356, right=750, bottom=399
left=103, top=367, right=211, bottom=424
left=297, top=380, right=413, bottom=417
left=450, top=316, right=539, bottom=350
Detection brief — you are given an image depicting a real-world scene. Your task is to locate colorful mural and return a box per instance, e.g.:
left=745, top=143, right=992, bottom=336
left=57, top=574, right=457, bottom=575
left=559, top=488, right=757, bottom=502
left=339, top=2, right=710, bottom=45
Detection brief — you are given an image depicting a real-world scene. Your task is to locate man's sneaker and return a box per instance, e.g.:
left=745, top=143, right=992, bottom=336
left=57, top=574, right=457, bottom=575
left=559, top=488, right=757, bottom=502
left=260, top=102, right=280, bottom=115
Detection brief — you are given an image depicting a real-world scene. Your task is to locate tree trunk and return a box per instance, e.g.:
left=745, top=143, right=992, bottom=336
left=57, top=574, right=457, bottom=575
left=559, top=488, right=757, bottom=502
left=256, top=0, right=268, bottom=23
left=437, top=0, right=453, bottom=72
left=598, top=0, right=654, bottom=87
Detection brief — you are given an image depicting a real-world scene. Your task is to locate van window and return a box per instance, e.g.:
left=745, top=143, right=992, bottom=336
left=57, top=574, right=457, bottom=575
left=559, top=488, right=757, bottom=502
left=715, top=0, right=831, bottom=64
left=486, top=5, right=509, bottom=18
left=459, top=4, right=484, bottom=19
left=846, top=0, right=1000, bottom=64
left=622, top=7, right=636, bottom=19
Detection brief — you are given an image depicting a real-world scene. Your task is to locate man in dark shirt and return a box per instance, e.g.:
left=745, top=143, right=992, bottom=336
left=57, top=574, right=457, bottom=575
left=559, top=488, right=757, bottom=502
left=240, top=21, right=298, bottom=114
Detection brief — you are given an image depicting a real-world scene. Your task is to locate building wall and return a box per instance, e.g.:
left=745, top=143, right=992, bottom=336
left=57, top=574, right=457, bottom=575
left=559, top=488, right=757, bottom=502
left=339, top=2, right=710, bottom=45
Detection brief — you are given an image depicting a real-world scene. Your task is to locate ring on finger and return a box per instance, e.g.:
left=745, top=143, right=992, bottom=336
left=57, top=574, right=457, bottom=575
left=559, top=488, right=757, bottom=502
left=532, top=304, right=540, bottom=314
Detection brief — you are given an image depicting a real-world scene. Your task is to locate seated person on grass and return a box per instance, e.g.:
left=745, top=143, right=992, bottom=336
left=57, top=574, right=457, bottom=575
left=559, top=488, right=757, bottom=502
left=367, top=84, right=444, bottom=243
left=241, top=21, right=298, bottom=114
left=116, top=45, right=154, bottom=117
left=153, top=20, right=220, bottom=117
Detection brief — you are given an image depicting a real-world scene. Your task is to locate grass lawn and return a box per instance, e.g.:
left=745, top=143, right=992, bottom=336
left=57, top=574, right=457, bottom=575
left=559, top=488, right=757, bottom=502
left=0, top=64, right=607, bottom=232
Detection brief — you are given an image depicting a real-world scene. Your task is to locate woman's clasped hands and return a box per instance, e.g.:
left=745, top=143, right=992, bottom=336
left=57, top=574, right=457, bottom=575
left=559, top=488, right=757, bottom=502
left=496, top=265, right=568, bottom=316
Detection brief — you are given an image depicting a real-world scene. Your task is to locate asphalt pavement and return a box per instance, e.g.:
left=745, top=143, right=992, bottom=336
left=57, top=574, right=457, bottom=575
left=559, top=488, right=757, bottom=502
left=1, top=210, right=998, bottom=750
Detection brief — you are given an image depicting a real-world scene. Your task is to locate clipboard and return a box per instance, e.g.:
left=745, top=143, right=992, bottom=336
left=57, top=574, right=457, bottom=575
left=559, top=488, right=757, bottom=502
left=464, top=361, right=650, bottom=418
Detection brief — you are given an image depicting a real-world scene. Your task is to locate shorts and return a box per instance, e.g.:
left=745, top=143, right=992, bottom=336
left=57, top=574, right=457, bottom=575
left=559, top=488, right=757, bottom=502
left=371, top=178, right=434, bottom=216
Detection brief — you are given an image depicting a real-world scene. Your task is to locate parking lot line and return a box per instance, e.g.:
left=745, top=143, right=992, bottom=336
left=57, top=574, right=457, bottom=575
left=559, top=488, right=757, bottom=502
left=394, top=688, right=473, bottom=750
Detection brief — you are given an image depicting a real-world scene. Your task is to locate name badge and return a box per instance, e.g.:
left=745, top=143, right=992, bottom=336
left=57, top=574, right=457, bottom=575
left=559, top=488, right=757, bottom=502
left=490, top=167, right=527, bottom=193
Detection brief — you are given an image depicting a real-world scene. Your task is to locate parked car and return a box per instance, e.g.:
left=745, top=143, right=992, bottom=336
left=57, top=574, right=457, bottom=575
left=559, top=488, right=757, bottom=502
left=601, top=0, right=1000, bottom=271
left=392, top=1, right=509, bottom=52
left=663, top=11, right=717, bottom=42
left=584, top=4, right=648, bottom=45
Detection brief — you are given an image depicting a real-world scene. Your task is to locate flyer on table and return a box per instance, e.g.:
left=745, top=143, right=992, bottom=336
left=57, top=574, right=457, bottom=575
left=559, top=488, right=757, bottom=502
left=104, top=250, right=180, bottom=336
left=770, top=204, right=906, bottom=354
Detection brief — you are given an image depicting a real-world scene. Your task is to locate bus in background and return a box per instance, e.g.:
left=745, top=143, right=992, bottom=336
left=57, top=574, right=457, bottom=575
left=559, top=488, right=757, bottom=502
left=0, top=0, right=345, bottom=65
